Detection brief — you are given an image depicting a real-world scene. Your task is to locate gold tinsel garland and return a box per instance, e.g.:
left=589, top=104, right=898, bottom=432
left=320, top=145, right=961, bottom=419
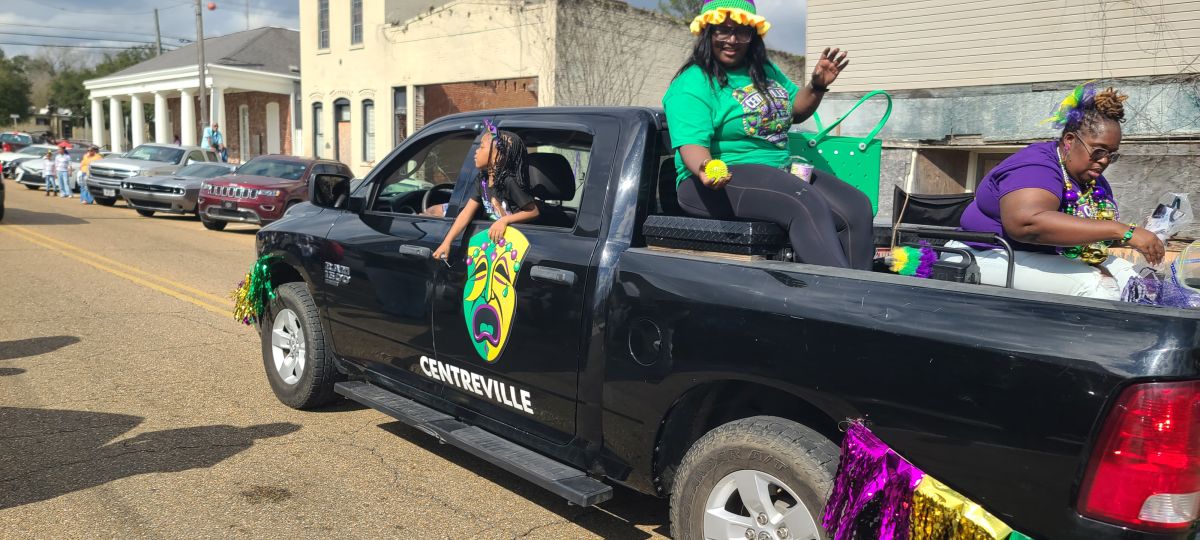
left=910, top=476, right=1013, bottom=540
left=231, top=254, right=279, bottom=326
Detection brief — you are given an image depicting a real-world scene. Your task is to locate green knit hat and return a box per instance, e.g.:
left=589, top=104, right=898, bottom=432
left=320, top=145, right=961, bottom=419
left=690, top=0, right=770, bottom=37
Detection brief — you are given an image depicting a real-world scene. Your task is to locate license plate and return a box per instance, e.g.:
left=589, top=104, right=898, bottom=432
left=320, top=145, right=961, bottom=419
left=222, top=201, right=235, bottom=210
left=102, top=189, right=115, bottom=197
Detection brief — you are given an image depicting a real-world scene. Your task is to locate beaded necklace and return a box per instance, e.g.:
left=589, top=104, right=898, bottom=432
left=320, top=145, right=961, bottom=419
left=1058, top=147, right=1118, bottom=265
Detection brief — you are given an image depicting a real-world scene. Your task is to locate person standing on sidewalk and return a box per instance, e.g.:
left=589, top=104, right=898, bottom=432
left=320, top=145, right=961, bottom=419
left=201, top=122, right=226, bottom=162
left=54, top=146, right=72, bottom=198
left=41, top=150, right=55, bottom=196
left=78, top=145, right=101, bottom=204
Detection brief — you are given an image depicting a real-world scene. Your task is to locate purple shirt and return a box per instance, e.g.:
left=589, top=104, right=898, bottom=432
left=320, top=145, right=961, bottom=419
left=960, top=141, right=1116, bottom=253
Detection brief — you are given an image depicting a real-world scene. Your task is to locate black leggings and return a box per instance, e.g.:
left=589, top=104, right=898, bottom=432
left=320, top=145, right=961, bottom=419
left=677, top=164, right=874, bottom=270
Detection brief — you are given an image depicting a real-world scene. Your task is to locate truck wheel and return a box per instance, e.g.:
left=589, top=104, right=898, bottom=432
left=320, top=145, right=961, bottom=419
left=670, top=416, right=838, bottom=540
left=200, top=215, right=226, bottom=231
left=24, top=184, right=38, bottom=190
left=136, top=209, right=155, bottom=217
left=94, top=197, right=116, bottom=206
left=261, top=282, right=341, bottom=409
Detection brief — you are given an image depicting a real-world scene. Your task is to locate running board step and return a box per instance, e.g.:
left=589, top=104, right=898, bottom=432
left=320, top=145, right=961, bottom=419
left=334, top=381, right=613, bottom=507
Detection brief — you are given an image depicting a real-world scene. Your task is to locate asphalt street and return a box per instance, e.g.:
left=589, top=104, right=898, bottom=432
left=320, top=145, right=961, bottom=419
left=0, top=184, right=669, bottom=539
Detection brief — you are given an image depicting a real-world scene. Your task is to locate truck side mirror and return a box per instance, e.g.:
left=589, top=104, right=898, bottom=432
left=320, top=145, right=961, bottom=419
left=310, top=173, right=352, bottom=210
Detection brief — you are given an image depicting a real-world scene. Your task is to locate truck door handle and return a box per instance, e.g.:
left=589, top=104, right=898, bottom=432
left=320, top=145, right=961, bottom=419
left=531, top=266, right=576, bottom=286
left=397, top=244, right=431, bottom=259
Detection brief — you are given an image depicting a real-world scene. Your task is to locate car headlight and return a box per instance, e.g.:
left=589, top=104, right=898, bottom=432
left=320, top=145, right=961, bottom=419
left=257, top=189, right=281, bottom=197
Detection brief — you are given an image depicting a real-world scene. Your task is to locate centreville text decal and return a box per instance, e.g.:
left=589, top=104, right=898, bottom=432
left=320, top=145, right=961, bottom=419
left=419, top=356, right=533, bottom=414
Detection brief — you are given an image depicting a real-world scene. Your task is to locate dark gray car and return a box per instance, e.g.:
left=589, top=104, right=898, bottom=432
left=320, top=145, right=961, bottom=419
left=121, top=162, right=237, bottom=217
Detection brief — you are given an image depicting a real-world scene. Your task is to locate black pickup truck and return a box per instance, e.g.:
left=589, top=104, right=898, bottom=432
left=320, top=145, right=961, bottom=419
left=254, top=107, right=1200, bottom=540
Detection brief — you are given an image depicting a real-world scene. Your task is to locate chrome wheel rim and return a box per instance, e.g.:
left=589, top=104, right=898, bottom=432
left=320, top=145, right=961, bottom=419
left=270, top=308, right=306, bottom=385
left=703, top=469, right=819, bottom=540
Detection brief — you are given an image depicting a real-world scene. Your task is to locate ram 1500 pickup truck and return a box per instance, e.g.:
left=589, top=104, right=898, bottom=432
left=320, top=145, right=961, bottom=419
left=253, top=107, right=1200, bottom=540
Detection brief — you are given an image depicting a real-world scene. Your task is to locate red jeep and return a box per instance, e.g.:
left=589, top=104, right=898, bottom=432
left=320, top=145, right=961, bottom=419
left=197, top=155, right=352, bottom=231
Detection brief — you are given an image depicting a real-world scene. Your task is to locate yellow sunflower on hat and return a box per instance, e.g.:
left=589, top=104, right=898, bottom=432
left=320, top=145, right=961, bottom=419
left=690, top=0, right=771, bottom=37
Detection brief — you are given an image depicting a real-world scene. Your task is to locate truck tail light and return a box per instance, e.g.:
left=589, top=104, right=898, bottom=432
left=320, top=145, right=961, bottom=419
left=1079, top=380, right=1200, bottom=531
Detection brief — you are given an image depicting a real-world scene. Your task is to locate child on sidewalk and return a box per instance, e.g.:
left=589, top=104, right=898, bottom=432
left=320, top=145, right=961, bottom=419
left=41, top=151, right=56, bottom=196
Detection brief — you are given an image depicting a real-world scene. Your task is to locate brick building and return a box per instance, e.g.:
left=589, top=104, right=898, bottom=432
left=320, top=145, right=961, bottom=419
left=301, top=0, right=804, bottom=176
left=83, top=27, right=299, bottom=163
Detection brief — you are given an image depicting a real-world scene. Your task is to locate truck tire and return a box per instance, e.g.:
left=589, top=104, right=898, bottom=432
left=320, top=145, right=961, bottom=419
left=94, top=197, right=116, bottom=206
left=200, top=215, right=226, bottom=231
left=670, top=416, right=839, bottom=540
left=136, top=209, right=155, bottom=217
left=261, top=282, right=342, bottom=409
left=24, top=184, right=39, bottom=190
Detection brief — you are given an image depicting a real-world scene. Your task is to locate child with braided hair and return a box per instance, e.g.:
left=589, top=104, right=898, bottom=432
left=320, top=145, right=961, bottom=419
left=432, top=127, right=540, bottom=262
left=957, top=83, right=1164, bottom=299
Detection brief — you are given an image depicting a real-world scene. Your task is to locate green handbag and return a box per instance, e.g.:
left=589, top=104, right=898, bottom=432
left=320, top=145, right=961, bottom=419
left=788, top=89, right=893, bottom=214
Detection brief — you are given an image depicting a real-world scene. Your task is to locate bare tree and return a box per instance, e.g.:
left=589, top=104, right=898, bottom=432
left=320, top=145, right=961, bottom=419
left=553, top=0, right=691, bottom=107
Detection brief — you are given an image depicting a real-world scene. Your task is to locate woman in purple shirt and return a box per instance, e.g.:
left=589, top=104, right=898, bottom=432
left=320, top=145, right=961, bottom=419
left=956, top=84, right=1164, bottom=299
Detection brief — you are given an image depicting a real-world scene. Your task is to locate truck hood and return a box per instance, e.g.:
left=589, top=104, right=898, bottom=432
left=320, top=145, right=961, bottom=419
left=90, top=158, right=177, bottom=175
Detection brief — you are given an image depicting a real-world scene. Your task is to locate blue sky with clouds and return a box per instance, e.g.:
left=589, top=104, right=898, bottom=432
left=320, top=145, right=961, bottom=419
left=0, top=0, right=805, bottom=59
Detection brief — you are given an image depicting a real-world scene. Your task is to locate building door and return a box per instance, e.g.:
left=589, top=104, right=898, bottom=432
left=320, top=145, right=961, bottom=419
left=265, top=102, right=280, bottom=154
left=238, top=105, right=250, bottom=163
left=333, top=98, right=350, bottom=167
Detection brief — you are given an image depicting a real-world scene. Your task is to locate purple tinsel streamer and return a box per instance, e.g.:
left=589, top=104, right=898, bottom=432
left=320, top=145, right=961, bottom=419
left=915, top=242, right=937, bottom=279
left=822, top=422, right=925, bottom=540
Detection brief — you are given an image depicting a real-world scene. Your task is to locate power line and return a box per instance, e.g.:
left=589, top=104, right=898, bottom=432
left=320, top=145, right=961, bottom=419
left=13, top=0, right=192, bottom=16
left=0, top=41, right=174, bottom=51
left=3, top=23, right=191, bottom=42
left=0, top=31, right=166, bottom=46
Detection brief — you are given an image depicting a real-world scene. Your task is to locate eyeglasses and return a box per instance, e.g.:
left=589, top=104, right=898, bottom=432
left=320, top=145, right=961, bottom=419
left=1073, top=132, right=1121, bottom=164
left=712, top=25, right=754, bottom=44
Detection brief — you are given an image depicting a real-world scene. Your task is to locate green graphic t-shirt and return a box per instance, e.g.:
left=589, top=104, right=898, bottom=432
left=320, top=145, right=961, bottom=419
left=662, top=63, right=799, bottom=185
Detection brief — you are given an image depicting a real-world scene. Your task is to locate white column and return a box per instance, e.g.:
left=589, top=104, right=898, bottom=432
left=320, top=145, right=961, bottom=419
left=405, top=84, right=416, bottom=139
left=90, top=98, right=103, bottom=147
left=153, top=92, right=169, bottom=144
left=129, top=94, right=145, bottom=148
left=180, top=89, right=196, bottom=146
left=211, top=86, right=226, bottom=132
left=108, top=97, right=124, bottom=153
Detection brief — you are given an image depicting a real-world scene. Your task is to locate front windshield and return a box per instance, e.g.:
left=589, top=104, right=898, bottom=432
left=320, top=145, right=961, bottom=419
left=68, top=150, right=87, bottom=162
left=175, top=163, right=232, bottom=178
left=125, top=145, right=185, bottom=163
left=235, top=158, right=308, bottom=181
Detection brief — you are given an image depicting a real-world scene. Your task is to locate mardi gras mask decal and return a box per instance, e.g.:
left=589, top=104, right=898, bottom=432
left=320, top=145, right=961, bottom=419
left=462, top=227, right=530, bottom=362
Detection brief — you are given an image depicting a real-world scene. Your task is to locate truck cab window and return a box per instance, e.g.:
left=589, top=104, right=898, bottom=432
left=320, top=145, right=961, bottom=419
left=477, top=128, right=593, bottom=230
left=372, top=130, right=476, bottom=215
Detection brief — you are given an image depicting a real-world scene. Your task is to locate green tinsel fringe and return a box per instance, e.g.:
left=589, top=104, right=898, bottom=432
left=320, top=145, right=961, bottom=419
left=231, top=254, right=278, bottom=326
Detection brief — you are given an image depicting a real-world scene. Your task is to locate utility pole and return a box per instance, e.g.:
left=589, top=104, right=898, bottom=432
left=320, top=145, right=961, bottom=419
left=154, top=9, right=163, bottom=56
left=195, top=0, right=208, bottom=131
left=245, top=0, right=250, bottom=31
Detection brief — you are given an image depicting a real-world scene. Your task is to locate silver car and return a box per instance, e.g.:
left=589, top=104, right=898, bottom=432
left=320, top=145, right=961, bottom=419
left=121, top=162, right=236, bottom=217
left=87, top=144, right=218, bottom=206
left=15, top=149, right=88, bottom=191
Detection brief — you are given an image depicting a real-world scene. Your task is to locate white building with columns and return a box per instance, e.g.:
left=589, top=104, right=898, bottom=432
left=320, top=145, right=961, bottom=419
left=84, top=27, right=299, bottom=162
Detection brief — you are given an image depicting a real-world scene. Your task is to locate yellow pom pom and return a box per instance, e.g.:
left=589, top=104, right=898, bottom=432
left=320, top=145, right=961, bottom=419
left=704, top=159, right=729, bottom=184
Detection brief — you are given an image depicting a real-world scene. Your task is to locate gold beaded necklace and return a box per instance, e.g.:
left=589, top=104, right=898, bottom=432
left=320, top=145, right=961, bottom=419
left=1057, top=148, right=1118, bottom=265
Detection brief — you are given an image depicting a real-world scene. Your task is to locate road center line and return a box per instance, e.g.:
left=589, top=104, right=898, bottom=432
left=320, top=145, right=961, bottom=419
left=0, top=227, right=233, bottom=318
left=8, top=225, right=235, bottom=307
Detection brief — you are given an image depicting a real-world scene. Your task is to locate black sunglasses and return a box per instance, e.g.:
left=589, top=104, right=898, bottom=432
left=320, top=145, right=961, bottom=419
left=712, top=25, right=754, bottom=44
left=1072, top=132, right=1121, bottom=164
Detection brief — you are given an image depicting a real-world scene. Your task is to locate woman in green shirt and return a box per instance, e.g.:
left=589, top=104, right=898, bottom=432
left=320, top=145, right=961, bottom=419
left=662, top=0, right=873, bottom=270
